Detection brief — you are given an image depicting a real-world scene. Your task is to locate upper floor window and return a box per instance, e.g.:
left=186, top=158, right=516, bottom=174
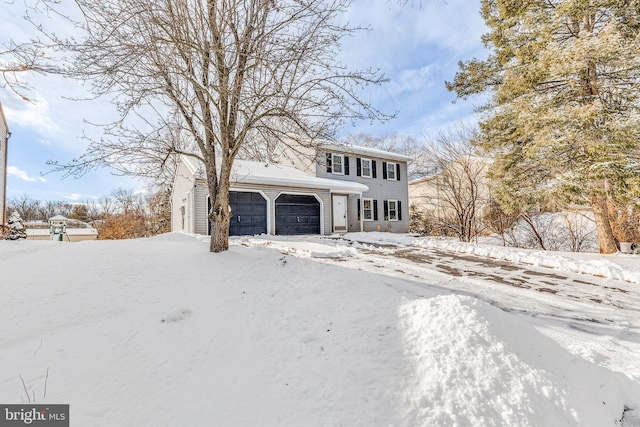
left=356, top=157, right=376, bottom=178
left=386, top=162, right=397, bottom=180
left=332, top=153, right=344, bottom=175
left=361, top=158, right=372, bottom=178
left=326, top=153, right=350, bottom=175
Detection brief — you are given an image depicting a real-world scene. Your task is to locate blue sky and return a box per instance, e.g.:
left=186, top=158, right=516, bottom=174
left=1, top=0, right=488, bottom=202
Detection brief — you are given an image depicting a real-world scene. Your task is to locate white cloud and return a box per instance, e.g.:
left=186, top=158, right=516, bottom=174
left=7, top=166, right=42, bottom=182
left=3, top=95, right=58, bottom=135
left=64, top=193, right=82, bottom=201
left=388, top=65, right=436, bottom=95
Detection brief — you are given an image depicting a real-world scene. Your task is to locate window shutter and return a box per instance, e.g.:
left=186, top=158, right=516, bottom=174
left=356, top=158, right=361, bottom=176
left=398, top=201, right=402, bottom=220
left=326, top=153, right=332, bottom=173
left=372, top=160, right=377, bottom=178
left=373, top=200, right=378, bottom=221
left=357, top=198, right=361, bottom=220
left=345, top=156, right=350, bottom=175
left=382, top=162, right=387, bottom=179
left=396, top=164, right=401, bottom=181
left=383, top=200, right=389, bottom=220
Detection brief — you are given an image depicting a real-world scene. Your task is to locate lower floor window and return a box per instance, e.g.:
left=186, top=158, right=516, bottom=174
left=363, top=198, right=373, bottom=221
left=388, top=200, right=398, bottom=221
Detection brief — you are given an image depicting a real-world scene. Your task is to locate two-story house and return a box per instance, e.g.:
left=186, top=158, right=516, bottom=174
left=170, top=140, right=411, bottom=236
left=0, top=101, right=9, bottom=228
left=272, top=140, right=411, bottom=233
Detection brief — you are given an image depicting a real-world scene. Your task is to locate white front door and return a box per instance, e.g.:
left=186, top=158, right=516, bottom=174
left=332, top=195, right=347, bottom=232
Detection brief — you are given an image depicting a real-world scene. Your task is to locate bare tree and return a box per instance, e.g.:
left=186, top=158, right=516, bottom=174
left=343, top=133, right=423, bottom=180
left=1, top=0, right=67, bottom=99
left=482, top=198, right=519, bottom=246
left=7, top=194, right=40, bottom=222
left=46, top=0, right=390, bottom=252
left=411, top=125, right=490, bottom=242
left=37, top=200, right=60, bottom=221
left=560, top=210, right=598, bottom=253
left=96, top=187, right=171, bottom=239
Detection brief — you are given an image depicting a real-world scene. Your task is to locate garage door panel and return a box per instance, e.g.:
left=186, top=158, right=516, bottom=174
left=275, top=194, right=321, bottom=235
left=208, top=191, right=267, bottom=236
left=229, top=191, right=267, bottom=236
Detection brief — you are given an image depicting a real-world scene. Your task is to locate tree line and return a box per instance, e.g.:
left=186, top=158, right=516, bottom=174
left=5, top=188, right=171, bottom=240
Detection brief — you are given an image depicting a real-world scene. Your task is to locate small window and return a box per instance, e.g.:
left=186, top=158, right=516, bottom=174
left=386, top=162, right=397, bottom=180
left=361, top=158, right=372, bottom=178
left=362, top=198, right=373, bottom=221
left=388, top=200, right=398, bottom=221
left=332, top=154, right=344, bottom=175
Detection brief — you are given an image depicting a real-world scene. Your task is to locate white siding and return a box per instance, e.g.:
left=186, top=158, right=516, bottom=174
left=271, top=138, right=317, bottom=174
left=170, top=159, right=196, bottom=232
left=320, top=151, right=410, bottom=233
left=194, top=185, right=209, bottom=235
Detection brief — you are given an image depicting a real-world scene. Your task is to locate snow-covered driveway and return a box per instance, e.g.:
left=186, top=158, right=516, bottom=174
left=240, top=234, right=640, bottom=383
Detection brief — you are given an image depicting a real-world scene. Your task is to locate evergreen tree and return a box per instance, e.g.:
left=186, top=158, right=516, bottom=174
left=6, top=211, right=27, bottom=240
left=447, top=0, right=640, bottom=253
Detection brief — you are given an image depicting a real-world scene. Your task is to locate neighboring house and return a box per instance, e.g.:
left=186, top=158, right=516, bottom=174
left=0, top=101, right=9, bottom=228
left=408, top=156, right=491, bottom=234
left=171, top=141, right=411, bottom=236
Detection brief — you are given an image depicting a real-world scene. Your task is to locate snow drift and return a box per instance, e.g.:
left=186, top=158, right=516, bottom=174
left=0, top=235, right=638, bottom=426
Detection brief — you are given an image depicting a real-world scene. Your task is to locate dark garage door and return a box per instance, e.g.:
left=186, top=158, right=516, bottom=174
left=275, top=194, right=321, bottom=235
left=209, top=191, right=267, bottom=236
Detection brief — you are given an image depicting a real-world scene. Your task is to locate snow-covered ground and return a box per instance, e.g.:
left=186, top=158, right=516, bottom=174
left=1, top=233, right=639, bottom=426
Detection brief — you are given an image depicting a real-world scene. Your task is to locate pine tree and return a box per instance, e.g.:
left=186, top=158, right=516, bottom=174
left=6, top=211, right=27, bottom=240
left=447, top=0, right=640, bottom=253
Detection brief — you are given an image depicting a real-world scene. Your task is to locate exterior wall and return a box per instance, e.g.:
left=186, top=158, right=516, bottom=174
left=408, top=176, right=440, bottom=214
left=194, top=184, right=209, bottom=235
left=319, top=150, right=410, bottom=233
left=0, top=102, right=8, bottom=227
left=408, top=160, right=492, bottom=220
left=271, top=139, right=316, bottom=175
left=170, top=159, right=196, bottom=233
left=192, top=178, right=332, bottom=235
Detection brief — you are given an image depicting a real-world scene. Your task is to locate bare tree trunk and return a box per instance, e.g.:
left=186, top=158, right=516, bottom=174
left=209, top=196, right=230, bottom=252
left=207, top=155, right=232, bottom=253
left=521, top=214, right=546, bottom=250
left=591, top=194, right=617, bottom=254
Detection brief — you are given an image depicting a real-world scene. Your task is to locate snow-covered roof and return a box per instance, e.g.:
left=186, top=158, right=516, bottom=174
left=49, top=215, right=70, bottom=221
left=319, top=142, right=413, bottom=162
left=180, top=155, right=368, bottom=193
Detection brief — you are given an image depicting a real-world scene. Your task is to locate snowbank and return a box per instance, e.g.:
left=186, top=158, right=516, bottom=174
left=400, top=295, right=639, bottom=426
left=343, top=232, right=640, bottom=284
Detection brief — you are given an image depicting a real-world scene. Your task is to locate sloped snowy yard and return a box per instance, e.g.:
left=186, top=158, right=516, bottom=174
left=1, top=233, right=639, bottom=426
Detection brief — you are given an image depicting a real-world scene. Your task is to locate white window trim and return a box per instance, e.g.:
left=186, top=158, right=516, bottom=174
left=362, top=198, right=374, bottom=222
left=361, top=158, right=372, bottom=178
left=386, top=162, right=397, bottom=181
left=388, top=199, right=398, bottom=222
left=331, top=153, right=344, bottom=175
